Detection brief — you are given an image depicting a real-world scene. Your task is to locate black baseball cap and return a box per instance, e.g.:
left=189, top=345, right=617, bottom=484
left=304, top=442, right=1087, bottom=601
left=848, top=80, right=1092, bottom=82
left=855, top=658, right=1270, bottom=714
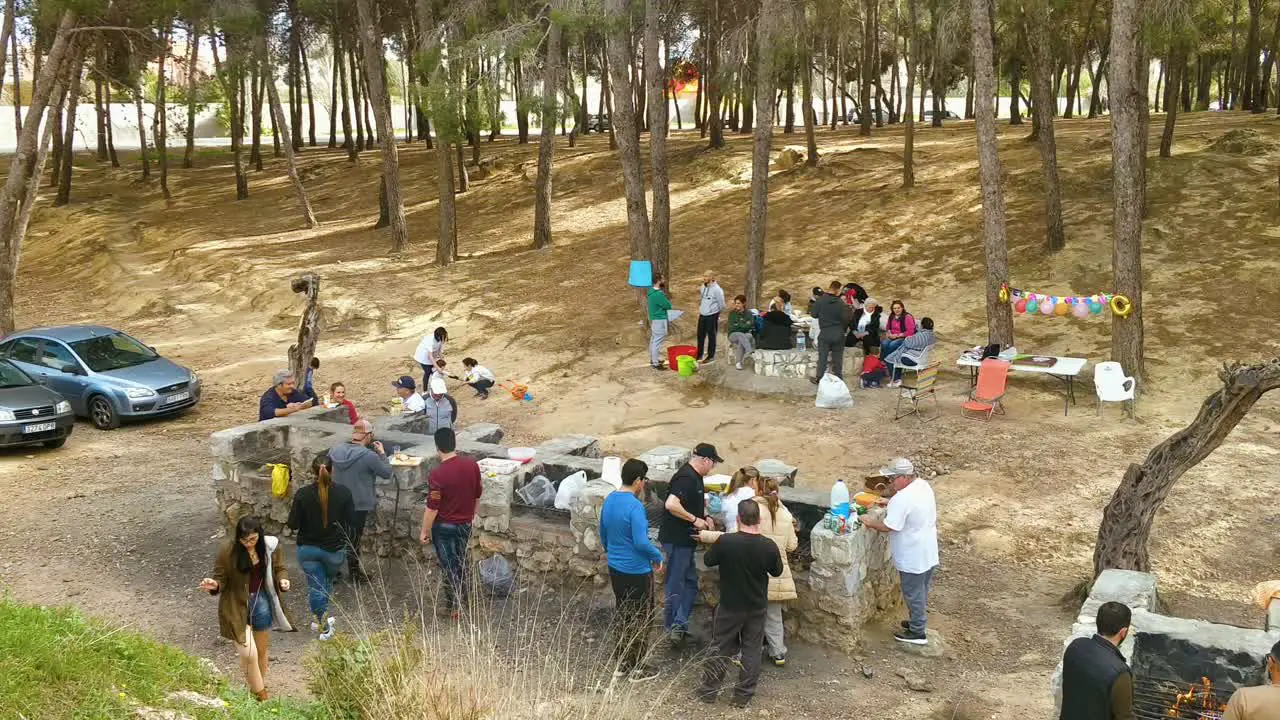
left=392, top=375, right=416, bottom=391
left=693, top=443, right=724, bottom=464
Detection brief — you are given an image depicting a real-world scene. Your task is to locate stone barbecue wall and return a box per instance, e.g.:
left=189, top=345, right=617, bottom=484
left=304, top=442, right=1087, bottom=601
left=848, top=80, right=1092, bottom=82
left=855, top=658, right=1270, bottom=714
left=751, top=348, right=861, bottom=379
left=211, top=407, right=899, bottom=653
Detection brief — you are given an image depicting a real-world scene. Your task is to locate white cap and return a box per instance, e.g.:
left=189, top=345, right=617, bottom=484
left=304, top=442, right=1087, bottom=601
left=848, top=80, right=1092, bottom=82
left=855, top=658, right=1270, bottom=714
left=429, top=376, right=448, bottom=395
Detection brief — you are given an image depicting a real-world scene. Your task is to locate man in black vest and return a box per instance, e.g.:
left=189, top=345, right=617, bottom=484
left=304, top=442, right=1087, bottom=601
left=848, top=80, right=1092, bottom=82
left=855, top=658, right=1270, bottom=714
left=1059, top=601, right=1134, bottom=720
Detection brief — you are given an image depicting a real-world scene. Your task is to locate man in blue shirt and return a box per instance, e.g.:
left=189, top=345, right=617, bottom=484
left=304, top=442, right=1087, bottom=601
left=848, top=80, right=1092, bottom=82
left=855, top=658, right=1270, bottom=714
left=259, top=369, right=313, bottom=422
left=599, top=458, right=664, bottom=683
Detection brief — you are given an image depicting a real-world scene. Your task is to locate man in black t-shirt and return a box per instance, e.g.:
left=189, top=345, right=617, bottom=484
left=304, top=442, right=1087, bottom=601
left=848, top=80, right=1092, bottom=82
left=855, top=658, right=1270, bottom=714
left=698, top=499, right=783, bottom=708
left=658, top=442, right=721, bottom=645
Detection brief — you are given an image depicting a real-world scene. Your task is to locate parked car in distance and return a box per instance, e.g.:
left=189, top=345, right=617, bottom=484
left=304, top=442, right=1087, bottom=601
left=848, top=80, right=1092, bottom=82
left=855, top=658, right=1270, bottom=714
left=0, top=325, right=201, bottom=430
left=922, top=110, right=962, bottom=121
left=587, top=113, right=611, bottom=133
left=0, top=359, right=74, bottom=449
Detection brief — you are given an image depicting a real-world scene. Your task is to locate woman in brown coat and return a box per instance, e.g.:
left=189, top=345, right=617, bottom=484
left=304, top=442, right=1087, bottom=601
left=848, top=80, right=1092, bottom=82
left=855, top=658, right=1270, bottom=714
left=199, top=516, right=295, bottom=701
left=698, top=476, right=799, bottom=666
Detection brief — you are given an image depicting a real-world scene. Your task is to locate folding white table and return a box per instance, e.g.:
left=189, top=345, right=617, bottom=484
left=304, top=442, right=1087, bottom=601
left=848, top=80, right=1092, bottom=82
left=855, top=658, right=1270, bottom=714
left=957, top=355, right=1089, bottom=416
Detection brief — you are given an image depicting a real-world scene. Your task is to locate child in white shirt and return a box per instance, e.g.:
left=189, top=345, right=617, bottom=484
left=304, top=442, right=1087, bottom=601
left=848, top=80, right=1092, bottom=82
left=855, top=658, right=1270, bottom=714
left=461, top=358, right=496, bottom=399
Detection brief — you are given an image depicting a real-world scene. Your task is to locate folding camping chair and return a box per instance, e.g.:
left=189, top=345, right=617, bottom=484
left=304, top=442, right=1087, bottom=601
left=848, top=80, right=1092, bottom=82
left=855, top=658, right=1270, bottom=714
left=894, top=360, right=941, bottom=422
left=960, top=358, right=1010, bottom=420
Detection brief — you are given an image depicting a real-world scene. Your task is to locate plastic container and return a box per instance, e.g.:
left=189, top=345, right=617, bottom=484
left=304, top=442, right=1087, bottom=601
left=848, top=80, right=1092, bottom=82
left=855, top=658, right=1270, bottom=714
left=668, top=344, right=697, bottom=371
left=677, top=355, right=698, bottom=376
left=628, top=260, right=653, bottom=288
left=797, top=332, right=807, bottom=351
left=507, top=447, right=537, bottom=463
left=601, top=456, right=623, bottom=488
left=830, top=479, right=851, bottom=519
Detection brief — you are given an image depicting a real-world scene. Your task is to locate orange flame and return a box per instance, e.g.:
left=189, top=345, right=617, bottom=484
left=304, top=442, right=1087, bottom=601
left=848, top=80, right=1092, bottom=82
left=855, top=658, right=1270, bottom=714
left=1166, top=677, right=1225, bottom=717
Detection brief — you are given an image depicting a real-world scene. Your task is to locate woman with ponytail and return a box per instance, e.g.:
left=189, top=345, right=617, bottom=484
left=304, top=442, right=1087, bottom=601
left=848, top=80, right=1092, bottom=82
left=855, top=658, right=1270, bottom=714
left=287, top=453, right=355, bottom=639
left=697, top=475, right=798, bottom=667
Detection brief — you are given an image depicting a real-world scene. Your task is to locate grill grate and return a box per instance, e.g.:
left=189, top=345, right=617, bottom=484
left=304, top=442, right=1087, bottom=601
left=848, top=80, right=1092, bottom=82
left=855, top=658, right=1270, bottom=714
left=1133, top=676, right=1229, bottom=720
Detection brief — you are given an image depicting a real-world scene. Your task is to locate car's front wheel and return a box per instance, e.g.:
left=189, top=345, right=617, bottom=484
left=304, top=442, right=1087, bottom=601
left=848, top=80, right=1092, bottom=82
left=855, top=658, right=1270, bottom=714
left=43, top=438, right=66, bottom=449
left=88, top=395, right=120, bottom=430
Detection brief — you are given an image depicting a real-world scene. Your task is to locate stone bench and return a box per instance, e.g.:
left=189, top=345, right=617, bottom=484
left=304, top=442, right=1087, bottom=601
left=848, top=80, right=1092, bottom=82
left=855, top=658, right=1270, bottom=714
left=751, top=348, right=862, bottom=379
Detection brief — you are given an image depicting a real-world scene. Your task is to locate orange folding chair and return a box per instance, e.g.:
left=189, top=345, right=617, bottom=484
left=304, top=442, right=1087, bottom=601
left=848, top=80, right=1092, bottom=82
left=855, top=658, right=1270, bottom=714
left=961, top=358, right=1010, bottom=420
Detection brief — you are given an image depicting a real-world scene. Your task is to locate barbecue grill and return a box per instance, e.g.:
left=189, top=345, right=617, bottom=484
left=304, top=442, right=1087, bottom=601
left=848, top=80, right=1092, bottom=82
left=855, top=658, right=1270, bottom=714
left=1133, top=675, right=1230, bottom=720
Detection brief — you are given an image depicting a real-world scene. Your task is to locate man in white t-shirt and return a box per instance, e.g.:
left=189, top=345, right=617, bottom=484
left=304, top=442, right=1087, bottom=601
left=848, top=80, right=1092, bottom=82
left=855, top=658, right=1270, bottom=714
left=860, top=457, right=939, bottom=646
left=392, top=375, right=426, bottom=414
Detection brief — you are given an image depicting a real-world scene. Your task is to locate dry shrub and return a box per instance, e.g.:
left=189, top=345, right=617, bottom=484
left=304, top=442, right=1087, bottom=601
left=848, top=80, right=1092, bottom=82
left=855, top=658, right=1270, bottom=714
left=1208, top=128, right=1278, bottom=155
left=305, top=561, right=696, bottom=720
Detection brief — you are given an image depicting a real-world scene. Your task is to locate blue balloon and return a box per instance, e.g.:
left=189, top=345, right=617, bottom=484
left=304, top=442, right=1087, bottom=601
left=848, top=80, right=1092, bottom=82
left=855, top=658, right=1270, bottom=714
left=1089, top=301, right=1103, bottom=315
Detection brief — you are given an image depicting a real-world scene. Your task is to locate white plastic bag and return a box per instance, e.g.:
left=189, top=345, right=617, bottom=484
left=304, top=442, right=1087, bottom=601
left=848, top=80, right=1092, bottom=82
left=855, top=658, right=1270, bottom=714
left=554, top=471, right=588, bottom=510
left=516, top=475, right=557, bottom=507
left=815, top=373, right=854, bottom=409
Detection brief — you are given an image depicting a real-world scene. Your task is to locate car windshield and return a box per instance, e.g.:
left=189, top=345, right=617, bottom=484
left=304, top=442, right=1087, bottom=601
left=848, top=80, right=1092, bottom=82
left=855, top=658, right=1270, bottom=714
left=69, top=333, right=159, bottom=372
left=0, top=360, right=33, bottom=388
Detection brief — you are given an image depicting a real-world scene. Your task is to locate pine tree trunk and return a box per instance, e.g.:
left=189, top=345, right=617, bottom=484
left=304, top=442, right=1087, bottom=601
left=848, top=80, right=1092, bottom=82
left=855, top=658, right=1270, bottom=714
left=105, top=85, right=118, bottom=167
left=133, top=81, right=150, bottom=180
left=156, top=22, right=171, bottom=200
left=466, top=54, right=481, bottom=164
left=1009, top=59, right=1023, bottom=125
left=436, top=140, right=457, bottom=264
left=260, top=33, right=318, bottom=228
left=604, top=0, right=651, bottom=265
left=0, top=9, right=77, bottom=334
left=707, top=0, right=724, bottom=149
left=11, top=10, right=22, bottom=138
left=250, top=65, right=264, bottom=171
left=0, top=0, right=12, bottom=130
left=1244, top=0, right=1262, bottom=111
left=798, top=6, right=818, bottom=166
left=455, top=140, right=468, bottom=192
left=646, top=0, right=670, bottom=280
left=903, top=0, right=917, bottom=187
left=1108, top=0, right=1145, bottom=384
left=355, top=0, right=407, bottom=253
left=350, top=47, right=365, bottom=151
left=337, top=33, right=355, bottom=161
left=329, top=36, right=338, bottom=148
left=1089, top=40, right=1109, bottom=117
left=970, top=0, right=1014, bottom=347
left=603, top=46, right=617, bottom=150
left=302, top=44, right=316, bottom=145
left=741, top=40, right=755, bottom=134
left=184, top=23, right=200, bottom=168
left=1093, top=361, right=1280, bottom=577
left=94, top=76, right=107, bottom=161
left=209, top=33, right=245, bottom=199
left=1160, top=45, right=1186, bottom=158
left=1028, top=1, right=1065, bottom=252
left=744, top=0, right=783, bottom=309
left=515, top=58, right=529, bottom=144
left=533, top=1, right=562, bottom=251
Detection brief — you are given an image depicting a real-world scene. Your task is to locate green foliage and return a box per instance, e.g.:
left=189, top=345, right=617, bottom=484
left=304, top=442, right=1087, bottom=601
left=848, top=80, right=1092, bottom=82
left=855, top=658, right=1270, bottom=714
left=0, top=597, right=325, bottom=720
left=305, top=626, right=425, bottom=720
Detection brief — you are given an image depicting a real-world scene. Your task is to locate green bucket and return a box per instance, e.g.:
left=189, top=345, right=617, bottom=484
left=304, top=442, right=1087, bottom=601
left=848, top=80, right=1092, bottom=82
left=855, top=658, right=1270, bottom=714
left=677, top=355, right=698, bottom=377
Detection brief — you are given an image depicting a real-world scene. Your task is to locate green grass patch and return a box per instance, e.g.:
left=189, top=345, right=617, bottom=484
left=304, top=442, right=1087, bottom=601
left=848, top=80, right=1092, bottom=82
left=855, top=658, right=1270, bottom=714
left=0, top=596, right=326, bottom=720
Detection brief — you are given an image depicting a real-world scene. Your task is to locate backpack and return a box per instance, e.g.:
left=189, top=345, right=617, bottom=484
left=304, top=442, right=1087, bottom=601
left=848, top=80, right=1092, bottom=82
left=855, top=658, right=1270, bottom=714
left=270, top=464, right=290, bottom=499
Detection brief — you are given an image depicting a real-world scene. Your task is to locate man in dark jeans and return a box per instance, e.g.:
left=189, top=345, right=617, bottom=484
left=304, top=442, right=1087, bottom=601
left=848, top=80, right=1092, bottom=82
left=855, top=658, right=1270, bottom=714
left=329, top=419, right=393, bottom=583
left=598, top=458, right=664, bottom=682
left=698, top=500, right=783, bottom=708
left=658, top=443, right=721, bottom=645
left=811, top=280, right=853, bottom=384
left=696, top=271, right=726, bottom=363
left=419, top=427, right=482, bottom=618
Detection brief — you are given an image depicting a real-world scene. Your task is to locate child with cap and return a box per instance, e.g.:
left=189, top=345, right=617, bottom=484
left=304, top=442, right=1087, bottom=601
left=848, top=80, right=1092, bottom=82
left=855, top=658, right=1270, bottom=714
left=392, top=375, right=425, bottom=414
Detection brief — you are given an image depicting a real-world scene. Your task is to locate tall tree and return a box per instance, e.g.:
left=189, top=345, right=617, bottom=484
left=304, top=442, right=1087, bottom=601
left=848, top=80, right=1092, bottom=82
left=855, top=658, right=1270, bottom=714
left=0, top=9, right=78, bottom=334
left=1109, top=0, right=1146, bottom=383
left=860, top=0, right=876, bottom=136
left=184, top=22, right=201, bottom=168
left=1027, top=0, right=1065, bottom=252
left=604, top=0, right=651, bottom=267
left=645, top=0, right=670, bottom=280
left=54, top=45, right=84, bottom=207
left=210, top=31, right=247, bottom=199
left=744, top=0, right=785, bottom=308
left=798, top=3, right=818, bottom=167
left=903, top=0, right=918, bottom=187
left=533, top=1, right=563, bottom=250
left=258, top=24, right=318, bottom=228
left=156, top=22, right=172, bottom=200
left=970, top=0, right=1013, bottom=346
left=355, top=0, right=408, bottom=253
left=706, top=0, right=725, bottom=149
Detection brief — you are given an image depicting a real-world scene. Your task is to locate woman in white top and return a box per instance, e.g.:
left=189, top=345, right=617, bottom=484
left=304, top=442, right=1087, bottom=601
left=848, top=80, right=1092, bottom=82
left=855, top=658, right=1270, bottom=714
left=721, top=466, right=761, bottom=532
left=412, top=327, right=448, bottom=389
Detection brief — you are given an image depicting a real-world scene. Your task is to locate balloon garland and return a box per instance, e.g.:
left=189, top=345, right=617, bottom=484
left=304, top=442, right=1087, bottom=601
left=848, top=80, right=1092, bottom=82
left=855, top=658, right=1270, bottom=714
left=1000, top=283, right=1133, bottom=319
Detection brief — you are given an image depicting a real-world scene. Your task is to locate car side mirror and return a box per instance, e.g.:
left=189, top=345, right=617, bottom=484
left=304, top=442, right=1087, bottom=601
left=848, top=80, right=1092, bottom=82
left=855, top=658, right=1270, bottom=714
left=60, top=363, right=84, bottom=375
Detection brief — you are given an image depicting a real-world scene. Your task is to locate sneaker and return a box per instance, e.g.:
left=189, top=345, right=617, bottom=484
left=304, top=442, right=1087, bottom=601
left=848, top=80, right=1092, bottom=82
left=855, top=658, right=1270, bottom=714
left=309, top=620, right=321, bottom=633
left=652, top=363, right=666, bottom=371
left=318, top=616, right=337, bottom=641
left=735, top=361, right=743, bottom=371
left=703, top=357, right=716, bottom=364
left=894, top=629, right=928, bottom=645
left=668, top=629, right=687, bottom=647
left=629, top=665, right=661, bottom=683
left=770, top=654, right=787, bottom=667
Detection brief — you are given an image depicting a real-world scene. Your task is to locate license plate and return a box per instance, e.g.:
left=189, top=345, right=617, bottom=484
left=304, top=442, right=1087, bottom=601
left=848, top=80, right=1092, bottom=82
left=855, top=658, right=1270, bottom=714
left=165, top=391, right=190, bottom=404
left=23, top=422, right=56, bottom=434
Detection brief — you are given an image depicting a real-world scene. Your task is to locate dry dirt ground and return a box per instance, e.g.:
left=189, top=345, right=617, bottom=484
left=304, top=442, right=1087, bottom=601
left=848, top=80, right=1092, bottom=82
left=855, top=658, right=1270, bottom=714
left=2, top=111, right=1279, bottom=718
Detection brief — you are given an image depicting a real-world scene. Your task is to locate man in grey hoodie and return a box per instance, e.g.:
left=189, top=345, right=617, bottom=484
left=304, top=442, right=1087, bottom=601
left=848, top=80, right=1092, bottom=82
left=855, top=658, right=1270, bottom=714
left=329, top=419, right=393, bottom=582
left=812, top=280, right=853, bottom=384
left=422, top=376, right=457, bottom=435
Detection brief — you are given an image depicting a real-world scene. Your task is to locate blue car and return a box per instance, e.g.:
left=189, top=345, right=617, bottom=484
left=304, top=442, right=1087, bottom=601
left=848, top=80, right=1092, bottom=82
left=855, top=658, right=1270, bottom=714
left=0, top=325, right=201, bottom=429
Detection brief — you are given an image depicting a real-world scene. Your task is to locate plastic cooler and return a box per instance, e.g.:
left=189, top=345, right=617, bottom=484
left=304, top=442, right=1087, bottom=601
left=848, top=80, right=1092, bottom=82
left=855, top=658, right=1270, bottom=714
left=668, top=345, right=697, bottom=371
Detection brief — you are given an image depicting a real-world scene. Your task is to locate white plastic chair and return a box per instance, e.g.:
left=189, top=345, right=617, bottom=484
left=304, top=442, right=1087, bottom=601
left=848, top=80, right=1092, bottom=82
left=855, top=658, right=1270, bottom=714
left=1094, top=361, right=1136, bottom=416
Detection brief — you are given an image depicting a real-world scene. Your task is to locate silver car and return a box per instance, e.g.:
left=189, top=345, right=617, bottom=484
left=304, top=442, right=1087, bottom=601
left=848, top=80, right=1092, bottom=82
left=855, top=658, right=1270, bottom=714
left=0, top=359, right=74, bottom=448
left=0, top=325, right=201, bottom=429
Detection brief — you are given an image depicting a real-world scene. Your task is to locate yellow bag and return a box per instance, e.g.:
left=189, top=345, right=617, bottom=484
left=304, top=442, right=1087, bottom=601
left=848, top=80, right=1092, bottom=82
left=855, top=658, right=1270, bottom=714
left=270, top=464, right=290, bottom=499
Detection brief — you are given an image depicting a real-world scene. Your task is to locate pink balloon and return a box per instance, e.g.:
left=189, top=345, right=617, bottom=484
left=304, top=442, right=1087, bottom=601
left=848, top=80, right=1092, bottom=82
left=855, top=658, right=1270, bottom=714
left=1040, top=299, right=1055, bottom=315
left=1073, top=301, right=1090, bottom=318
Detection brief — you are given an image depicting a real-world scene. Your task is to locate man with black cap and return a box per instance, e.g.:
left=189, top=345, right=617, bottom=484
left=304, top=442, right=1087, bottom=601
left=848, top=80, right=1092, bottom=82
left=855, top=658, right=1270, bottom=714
left=392, top=375, right=425, bottom=414
left=658, top=442, right=721, bottom=645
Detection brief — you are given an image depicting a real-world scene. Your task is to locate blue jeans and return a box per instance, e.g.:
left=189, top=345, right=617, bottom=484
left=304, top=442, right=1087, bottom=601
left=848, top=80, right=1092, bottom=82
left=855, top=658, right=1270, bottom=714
left=662, top=543, right=698, bottom=633
left=432, top=522, right=472, bottom=609
left=297, top=545, right=346, bottom=620
left=248, top=590, right=273, bottom=631
left=900, top=567, right=936, bottom=635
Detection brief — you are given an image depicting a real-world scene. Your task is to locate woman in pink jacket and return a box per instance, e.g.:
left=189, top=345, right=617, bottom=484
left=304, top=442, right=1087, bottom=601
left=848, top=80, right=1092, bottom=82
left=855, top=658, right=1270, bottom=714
left=879, top=300, right=916, bottom=366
